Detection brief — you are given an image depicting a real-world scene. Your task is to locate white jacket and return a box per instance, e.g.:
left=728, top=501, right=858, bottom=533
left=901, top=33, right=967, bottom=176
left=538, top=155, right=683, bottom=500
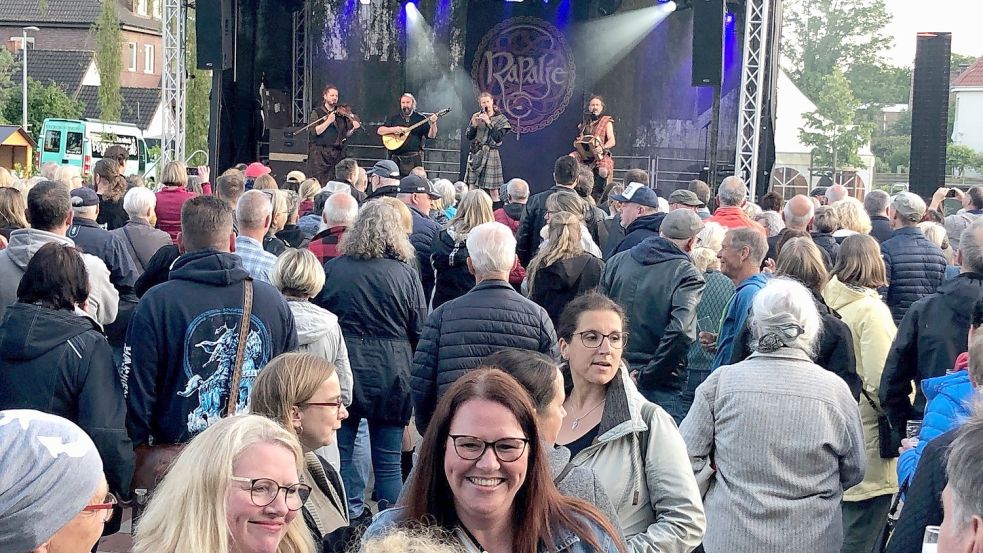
left=288, top=299, right=353, bottom=405
left=569, top=366, right=705, bottom=553
left=0, top=228, right=118, bottom=326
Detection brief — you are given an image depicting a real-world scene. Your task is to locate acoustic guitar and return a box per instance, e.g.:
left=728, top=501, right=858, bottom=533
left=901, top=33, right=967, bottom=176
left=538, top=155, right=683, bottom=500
left=382, top=108, right=451, bottom=151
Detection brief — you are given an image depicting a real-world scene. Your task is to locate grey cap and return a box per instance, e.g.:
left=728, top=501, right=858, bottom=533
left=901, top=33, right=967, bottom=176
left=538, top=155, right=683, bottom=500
left=0, top=410, right=104, bottom=552
left=661, top=208, right=705, bottom=239
left=668, top=189, right=705, bottom=207
left=892, top=191, right=927, bottom=223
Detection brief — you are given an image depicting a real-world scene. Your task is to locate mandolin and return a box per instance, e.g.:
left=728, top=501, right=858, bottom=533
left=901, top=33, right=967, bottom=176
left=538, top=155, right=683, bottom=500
left=382, top=108, right=451, bottom=151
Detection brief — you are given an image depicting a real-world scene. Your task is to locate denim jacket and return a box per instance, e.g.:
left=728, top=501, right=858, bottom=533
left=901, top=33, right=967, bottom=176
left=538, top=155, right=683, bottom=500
left=364, top=507, right=621, bottom=552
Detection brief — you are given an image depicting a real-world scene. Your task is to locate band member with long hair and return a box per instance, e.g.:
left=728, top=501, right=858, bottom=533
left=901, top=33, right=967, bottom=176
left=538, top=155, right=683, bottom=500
left=378, top=93, right=439, bottom=177
left=465, top=92, right=511, bottom=192
left=308, top=85, right=361, bottom=184
left=571, top=95, right=616, bottom=202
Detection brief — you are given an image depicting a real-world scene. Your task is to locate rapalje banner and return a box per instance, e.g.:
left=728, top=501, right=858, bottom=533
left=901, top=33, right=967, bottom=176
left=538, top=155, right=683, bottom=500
left=461, top=2, right=591, bottom=193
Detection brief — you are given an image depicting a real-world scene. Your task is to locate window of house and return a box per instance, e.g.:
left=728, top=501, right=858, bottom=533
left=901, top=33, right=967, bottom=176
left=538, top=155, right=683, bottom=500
left=152, top=0, right=161, bottom=19
left=127, top=42, right=137, bottom=72
left=144, top=44, right=154, bottom=74
left=135, top=0, right=148, bottom=16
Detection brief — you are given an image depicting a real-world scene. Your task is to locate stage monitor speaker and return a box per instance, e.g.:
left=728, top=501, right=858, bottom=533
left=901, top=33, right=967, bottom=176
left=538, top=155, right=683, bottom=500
left=908, top=32, right=951, bottom=198
left=262, top=89, right=293, bottom=129
left=692, top=0, right=725, bottom=87
left=196, top=0, right=233, bottom=70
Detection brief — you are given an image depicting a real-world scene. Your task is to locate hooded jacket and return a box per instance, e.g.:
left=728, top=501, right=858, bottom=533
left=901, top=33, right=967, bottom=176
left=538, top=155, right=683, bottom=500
left=408, top=206, right=441, bottom=304
left=314, top=255, right=426, bottom=425
left=0, top=303, right=134, bottom=496
left=548, top=445, right=623, bottom=543
left=564, top=366, right=706, bottom=552
left=0, top=228, right=119, bottom=326
left=494, top=202, right=525, bottom=234
left=880, top=272, right=983, bottom=435
left=276, top=224, right=311, bottom=249
left=288, top=299, right=354, bottom=406
left=605, top=212, right=666, bottom=260
left=122, top=249, right=298, bottom=446
left=823, top=275, right=899, bottom=501
left=430, top=227, right=475, bottom=309
left=601, top=237, right=705, bottom=391
left=881, top=226, right=948, bottom=325
left=411, top=279, right=557, bottom=432
left=529, top=253, right=605, bottom=327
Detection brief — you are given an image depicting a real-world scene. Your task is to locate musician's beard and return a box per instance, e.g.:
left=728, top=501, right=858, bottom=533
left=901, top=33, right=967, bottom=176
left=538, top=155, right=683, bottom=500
left=589, top=112, right=600, bottom=121
left=401, top=107, right=412, bottom=117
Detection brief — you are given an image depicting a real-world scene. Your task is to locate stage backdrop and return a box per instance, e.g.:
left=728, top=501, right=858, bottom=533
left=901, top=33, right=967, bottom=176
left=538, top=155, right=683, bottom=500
left=461, top=2, right=592, bottom=191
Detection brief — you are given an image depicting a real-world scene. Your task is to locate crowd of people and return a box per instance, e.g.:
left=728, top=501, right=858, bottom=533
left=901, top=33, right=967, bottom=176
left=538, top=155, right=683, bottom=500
left=3, top=156, right=983, bottom=553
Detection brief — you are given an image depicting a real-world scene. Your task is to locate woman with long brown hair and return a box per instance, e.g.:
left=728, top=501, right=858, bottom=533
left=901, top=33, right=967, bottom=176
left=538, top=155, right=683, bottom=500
left=365, top=368, right=625, bottom=553
left=526, top=210, right=604, bottom=327
left=93, top=158, right=128, bottom=230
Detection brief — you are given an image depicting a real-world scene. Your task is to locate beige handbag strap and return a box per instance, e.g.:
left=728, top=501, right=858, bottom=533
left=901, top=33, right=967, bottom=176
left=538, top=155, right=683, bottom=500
left=226, top=279, right=254, bottom=417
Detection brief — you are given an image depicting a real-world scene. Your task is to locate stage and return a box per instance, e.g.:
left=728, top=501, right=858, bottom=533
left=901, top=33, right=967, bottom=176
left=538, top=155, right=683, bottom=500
left=206, top=0, right=776, bottom=195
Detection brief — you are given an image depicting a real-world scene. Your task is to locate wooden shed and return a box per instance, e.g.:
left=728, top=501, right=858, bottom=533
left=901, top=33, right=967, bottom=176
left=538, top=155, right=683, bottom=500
left=0, top=126, right=36, bottom=173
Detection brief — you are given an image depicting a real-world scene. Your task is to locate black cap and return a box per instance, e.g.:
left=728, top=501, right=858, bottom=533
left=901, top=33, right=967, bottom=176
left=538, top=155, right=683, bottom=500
left=397, top=174, right=440, bottom=198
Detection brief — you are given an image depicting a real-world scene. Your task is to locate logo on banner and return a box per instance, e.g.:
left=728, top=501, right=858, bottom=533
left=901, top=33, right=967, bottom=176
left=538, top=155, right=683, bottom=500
left=471, top=17, right=576, bottom=135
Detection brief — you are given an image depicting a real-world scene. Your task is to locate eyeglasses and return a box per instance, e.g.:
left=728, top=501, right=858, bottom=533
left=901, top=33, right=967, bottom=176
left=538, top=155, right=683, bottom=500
left=302, top=400, right=344, bottom=412
left=230, top=477, right=312, bottom=511
left=82, top=492, right=118, bottom=523
left=448, top=435, right=529, bottom=463
left=572, top=330, right=628, bottom=349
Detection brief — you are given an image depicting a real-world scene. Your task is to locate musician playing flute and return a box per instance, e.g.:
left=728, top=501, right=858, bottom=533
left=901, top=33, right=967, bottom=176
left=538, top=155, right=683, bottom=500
left=377, top=93, right=438, bottom=177
left=464, top=92, right=511, bottom=192
left=308, top=84, right=361, bottom=183
left=570, top=95, right=616, bottom=201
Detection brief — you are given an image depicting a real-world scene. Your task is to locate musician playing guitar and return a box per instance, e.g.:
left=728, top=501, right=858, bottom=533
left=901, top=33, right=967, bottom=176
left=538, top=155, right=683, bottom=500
left=377, top=93, right=438, bottom=177
left=309, top=84, right=361, bottom=184
left=570, top=95, right=616, bottom=201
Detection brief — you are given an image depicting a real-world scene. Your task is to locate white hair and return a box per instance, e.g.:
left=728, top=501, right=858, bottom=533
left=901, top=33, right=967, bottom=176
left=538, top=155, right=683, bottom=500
left=433, top=179, right=456, bottom=206
left=656, top=197, right=670, bottom=214
left=236, top=190, right=273, bottom=229
left=755, top=210, right=785, bottom=237
left=41, top=162, right=60, bottom=180
left=323, top=192, right=358, bottom=227
left=750, top=277, right=822, bottom=356
left=717, top=176, right=747, bottom=206
left=454, top=182, right=468, bottom=202
left=123, top=186, right=157, bottom=218
left=742, top=202, right=762, bottom=220
left=72, top=205, right=98, bottom=220
left=54, top=164, right=81, bottom=190
left=466, top=222, right=516, bottom=275
left=695, top=221, right=727, bottom=253
left=506, top=179, right=530, bottom=201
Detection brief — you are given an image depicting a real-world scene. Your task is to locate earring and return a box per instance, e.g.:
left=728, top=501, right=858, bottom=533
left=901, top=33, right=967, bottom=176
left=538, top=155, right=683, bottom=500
left=296, top=424, right=303, bottom=435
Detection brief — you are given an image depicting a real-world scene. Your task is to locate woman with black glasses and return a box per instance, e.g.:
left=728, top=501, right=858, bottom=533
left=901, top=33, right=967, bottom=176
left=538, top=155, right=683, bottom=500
left=251, top=352, right=357, bottom=551
left=555, top=292, right=705, bottom=553
left=133, top=415, right=316, bottom=553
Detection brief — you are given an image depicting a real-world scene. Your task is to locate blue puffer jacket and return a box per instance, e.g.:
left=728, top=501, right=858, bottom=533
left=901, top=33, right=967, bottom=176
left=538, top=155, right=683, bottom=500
left=880, top=227, right=947, bottom=325
left=410, top=280, right=558, bottom=432
left=897, top=367, right=975, bottom=486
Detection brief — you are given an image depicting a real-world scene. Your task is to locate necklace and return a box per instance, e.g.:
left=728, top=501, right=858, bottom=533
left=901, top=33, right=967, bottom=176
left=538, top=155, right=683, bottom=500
left=569, top=399, right=605, bottom=430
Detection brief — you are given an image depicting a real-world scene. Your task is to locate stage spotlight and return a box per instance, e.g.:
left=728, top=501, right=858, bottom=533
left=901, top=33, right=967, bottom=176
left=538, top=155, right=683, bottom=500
left=360, top=0, right=370, bottom=5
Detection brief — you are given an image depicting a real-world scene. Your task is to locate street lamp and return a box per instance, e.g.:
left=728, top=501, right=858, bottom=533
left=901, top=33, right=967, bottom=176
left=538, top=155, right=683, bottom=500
left=21, top=26, right=39, bottom=130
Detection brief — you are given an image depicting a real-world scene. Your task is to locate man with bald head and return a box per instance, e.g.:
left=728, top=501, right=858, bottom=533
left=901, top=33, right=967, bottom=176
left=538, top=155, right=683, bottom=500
left=764, top=194, right=814, bottom=262
left=234, top=190, right=277, bottom=283
left=705, top=176, right=766, bottom=234
left=826, top=184, right=848, bottom=204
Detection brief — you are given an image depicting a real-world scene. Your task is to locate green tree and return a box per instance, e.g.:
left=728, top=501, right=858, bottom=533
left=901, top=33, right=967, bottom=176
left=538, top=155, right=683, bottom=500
left=3, top=79, right=83, bottom=142
left=185, top=10, right=211, bottom=165
left=92, top=0, right=123, bottom=121
left=783, top=0, right=893, bottom=100
left=0, top=49, right=14, bottom=124
left=871, top=135, right=910, bottom=173
left=947, top=143, right=983, bottom=177
left=799, top=69, right=871, bottom=172
left=952, top=53, right=978, bottom=76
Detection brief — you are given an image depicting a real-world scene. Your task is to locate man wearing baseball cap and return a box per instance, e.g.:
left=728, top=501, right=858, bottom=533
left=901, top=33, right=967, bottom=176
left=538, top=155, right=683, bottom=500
left=366, top=159, right=401, bottom=200
left=605, top=182, right=665, bottom=260
left=398, top=174, right=442, bottom=302
left=881, top=191, right=947, bottom=325
left=284, top=170, right=306, bottom=189
left=601, top=209, right=706, bottom=421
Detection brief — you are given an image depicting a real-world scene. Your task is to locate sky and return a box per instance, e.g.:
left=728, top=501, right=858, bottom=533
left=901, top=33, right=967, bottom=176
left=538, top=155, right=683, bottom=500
left=883, top=0, right=983, bottom=67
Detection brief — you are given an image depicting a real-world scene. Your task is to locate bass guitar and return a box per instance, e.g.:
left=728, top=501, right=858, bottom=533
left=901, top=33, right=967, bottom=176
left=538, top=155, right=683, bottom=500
left=382, top=108, right=451, bottom=151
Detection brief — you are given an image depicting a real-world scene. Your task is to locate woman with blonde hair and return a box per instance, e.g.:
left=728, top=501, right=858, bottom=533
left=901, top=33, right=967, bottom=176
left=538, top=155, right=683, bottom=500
left=0, top=166, right=14, bottom=188
left=312, top=201, right=426, bottom=518
left=264, top=189, right=290, bottom=256
left=154, top=160, right=196, bottom=241
left=832, top=197, right=872, bottom=239
left=695, top=221, right=727, bottom=253
left=526, top=211, right=604, bottom=326
left=0, top=187, right=28, bottom=239
left=542, top=191, right=602, bottom=258
left=361, top=526, right=459, bottom=553
left=379, top=196, right=414, bottom=235
left=821, top=233, right=898, bottom=552
left=251, top=352, right=355, bottom=550
left=730, top=237, right=861, bottom=396
left=133, top=415, right=316, bottom=553
left=431, top=189, right=494, bottom=308
left=254, top=174, right=279, bottom=191
left=298, top=178, right=320, bottom=217
left=918, top=221, right=956, bottom=268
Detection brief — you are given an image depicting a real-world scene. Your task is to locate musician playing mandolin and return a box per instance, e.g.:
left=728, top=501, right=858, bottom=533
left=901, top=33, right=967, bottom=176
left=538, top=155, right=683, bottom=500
left=570, top=95, right=616, bottom=202
left=309, top=84, right=361, bottom=184
left=377, top=93, right=438, bottom=177
left=465, top=91, right=511, bottom=193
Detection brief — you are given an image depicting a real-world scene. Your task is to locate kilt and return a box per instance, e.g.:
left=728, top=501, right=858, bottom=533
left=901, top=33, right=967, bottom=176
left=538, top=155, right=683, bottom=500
left=465, top=146, right=504, bottom=190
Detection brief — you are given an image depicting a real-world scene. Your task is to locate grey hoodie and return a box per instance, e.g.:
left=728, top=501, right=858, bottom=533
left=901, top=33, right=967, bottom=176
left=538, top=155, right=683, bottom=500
left=288, top=299, right=353, bottom=405
left=549, top=444, right=626, bottom=545
left=0, top=228, right=118, bottom=326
